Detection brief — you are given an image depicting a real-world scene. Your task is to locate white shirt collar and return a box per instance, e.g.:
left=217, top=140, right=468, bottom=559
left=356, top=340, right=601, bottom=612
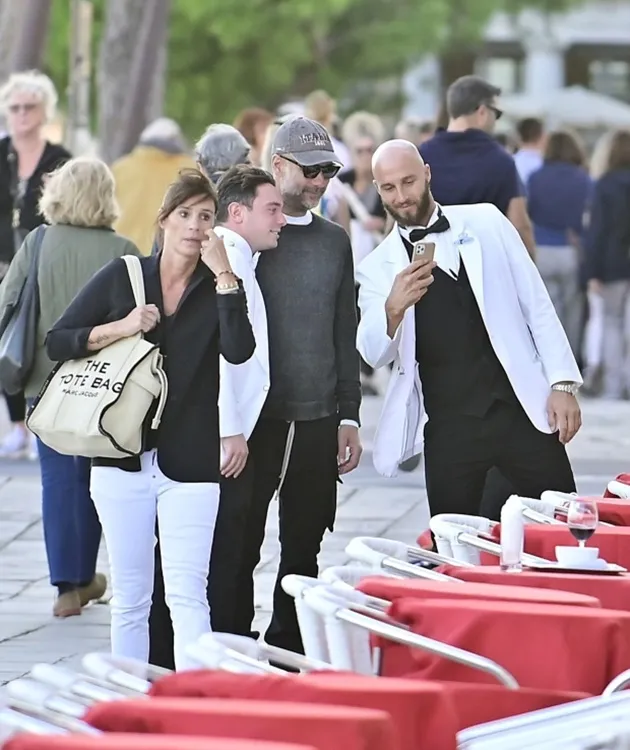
left=284, top=212, right=313, bottom=226
left=214, top=226, right=257, bottom=267
left=398, top=205, right=460, bottom=279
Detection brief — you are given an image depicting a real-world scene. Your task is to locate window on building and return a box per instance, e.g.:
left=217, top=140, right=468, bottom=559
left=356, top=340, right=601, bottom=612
left=589, top=60, right=630, bottom=101
left=476, top=57, right=522, bottom=94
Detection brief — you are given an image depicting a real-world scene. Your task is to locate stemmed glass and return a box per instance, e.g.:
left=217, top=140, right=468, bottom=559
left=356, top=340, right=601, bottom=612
left=566, top=498, right=599, bottom=549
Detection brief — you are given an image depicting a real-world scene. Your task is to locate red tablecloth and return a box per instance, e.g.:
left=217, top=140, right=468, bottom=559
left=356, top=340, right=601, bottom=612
left=380, top=597, right=630, bottom=694
left=522, top=525, right=630, bottom=569
left=86, top=698, right=397, bottom=750
left=357, top=576, right=601, bottom=608
left=150, top=671, right=458, bottom=750
left=441, top=565, right=630, bottom=611
left=4, top=737, right=310, bottom=750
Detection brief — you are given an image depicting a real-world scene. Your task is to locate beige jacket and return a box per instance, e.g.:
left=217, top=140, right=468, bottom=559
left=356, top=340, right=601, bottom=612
left=0, top=224, right=140, bottom=398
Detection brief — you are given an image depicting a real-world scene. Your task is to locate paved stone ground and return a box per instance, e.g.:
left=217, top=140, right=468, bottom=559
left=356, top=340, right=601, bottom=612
left=1, top=389, right=629, bottom=687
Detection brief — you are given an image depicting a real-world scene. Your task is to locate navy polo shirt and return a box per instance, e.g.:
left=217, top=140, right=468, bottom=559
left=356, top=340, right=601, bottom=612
left=420, top=128, right=523, bottom=215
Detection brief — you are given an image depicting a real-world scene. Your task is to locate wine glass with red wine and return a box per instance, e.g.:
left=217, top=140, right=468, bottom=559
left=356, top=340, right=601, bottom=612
left=566, top=498, right=599, bottom=549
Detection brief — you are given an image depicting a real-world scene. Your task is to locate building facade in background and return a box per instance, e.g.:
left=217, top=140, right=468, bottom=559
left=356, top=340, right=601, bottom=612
left=403, top=1, right=630, bottom=118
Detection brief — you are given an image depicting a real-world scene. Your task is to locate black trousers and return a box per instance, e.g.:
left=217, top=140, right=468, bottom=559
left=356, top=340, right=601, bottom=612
left=148, top=459, right=255, bottom=670
left=233, top=415, right=339, bottom=654
left=479, top=468, right=517, bottom=522
left=424, top=400, right=576, bottom=518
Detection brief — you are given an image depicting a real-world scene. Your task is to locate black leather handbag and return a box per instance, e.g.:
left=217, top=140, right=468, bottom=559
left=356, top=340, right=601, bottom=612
left=0, top=225, right=47, bottom=394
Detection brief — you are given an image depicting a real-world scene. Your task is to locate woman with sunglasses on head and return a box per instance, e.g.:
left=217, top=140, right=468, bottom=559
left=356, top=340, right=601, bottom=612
left=0, top=71, right=70, bottom=458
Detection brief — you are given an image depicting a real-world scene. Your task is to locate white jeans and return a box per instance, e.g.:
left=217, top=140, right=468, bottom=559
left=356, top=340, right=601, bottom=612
left=90, top=450, right=219, bottom=670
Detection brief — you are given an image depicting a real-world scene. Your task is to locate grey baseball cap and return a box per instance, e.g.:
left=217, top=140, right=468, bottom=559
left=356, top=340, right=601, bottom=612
left=272, top=116, right=342, bottom=167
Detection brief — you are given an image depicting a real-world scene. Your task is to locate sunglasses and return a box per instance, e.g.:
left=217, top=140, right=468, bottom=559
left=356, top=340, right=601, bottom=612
left=279, top=155, right=340, bottom=180
left=8, top=103, right=38, bottom=114
left=487, top=104, right=503, bottom=120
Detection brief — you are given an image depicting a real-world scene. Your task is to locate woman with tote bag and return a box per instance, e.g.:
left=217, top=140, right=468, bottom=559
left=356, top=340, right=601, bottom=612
left=0, top=156, right=139, bottom=618
left=45, top=169, right=255, bottom=670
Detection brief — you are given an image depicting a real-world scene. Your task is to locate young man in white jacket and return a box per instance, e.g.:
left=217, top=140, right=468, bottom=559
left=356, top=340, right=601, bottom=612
left=356, top=140, right=581, bottom=521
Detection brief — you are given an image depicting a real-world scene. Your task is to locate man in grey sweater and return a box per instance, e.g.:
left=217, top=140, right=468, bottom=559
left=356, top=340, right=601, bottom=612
left=234, top=116, right=362, bottom=653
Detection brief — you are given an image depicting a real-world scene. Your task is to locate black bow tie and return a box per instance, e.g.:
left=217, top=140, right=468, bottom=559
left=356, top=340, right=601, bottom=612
left=408, top=213, right=450, bottom=243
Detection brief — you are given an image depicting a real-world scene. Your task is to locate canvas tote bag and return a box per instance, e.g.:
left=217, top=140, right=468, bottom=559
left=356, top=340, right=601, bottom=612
left=27, top=255, right=168, bottom=458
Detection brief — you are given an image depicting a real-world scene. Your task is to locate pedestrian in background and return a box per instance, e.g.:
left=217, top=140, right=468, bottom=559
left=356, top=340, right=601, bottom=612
left=0, top=157, right=136, bottom=617
left=0, top=70, right=70, bottom=459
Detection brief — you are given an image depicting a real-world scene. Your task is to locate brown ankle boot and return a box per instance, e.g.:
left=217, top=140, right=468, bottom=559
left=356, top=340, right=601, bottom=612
left=53, top=590, right=81, bottom=618
left=77, top=573, right=108, bottom=607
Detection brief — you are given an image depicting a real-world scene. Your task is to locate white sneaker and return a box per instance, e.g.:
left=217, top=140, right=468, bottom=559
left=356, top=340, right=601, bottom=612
left=0, top=425, right=28, bottom=457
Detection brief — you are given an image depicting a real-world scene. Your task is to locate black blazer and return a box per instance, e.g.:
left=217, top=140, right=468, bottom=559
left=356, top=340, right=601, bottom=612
left=45, top=254, right=255, bottom=483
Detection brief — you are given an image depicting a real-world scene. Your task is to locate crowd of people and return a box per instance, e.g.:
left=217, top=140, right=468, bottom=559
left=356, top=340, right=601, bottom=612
left=0, top=66, right=628, bottom=671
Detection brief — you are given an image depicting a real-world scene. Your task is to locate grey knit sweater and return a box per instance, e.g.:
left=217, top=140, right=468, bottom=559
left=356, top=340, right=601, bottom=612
left=255, top=213, right=361, bottom=424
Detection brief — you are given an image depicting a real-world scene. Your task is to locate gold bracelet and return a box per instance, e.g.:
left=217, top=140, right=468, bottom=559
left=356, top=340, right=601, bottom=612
left=216, top=278, right=240, bottom=294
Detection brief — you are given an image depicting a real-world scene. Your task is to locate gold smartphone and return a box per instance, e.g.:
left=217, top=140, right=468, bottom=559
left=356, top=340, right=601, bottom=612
left=412, top=241, right=436, bottom=263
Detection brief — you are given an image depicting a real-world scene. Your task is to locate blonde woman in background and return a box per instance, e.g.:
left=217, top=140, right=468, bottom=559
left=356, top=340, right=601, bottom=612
left=0, top=157, right=141, bottom=617
left=0, top=70, right=70, bottom=458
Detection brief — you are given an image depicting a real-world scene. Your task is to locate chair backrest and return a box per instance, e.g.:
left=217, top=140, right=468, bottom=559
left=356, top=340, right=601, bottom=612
left=281, top=575, right=331, bottom=664
left=458, top=693, right=630, bottom=749
left=344, top=536, right=459, bottom=580
left=430, top=514, right=496, bottom=564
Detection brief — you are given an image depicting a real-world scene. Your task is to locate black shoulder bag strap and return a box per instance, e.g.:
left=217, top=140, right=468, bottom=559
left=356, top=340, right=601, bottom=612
left=7, top=142, right=27, bottom=255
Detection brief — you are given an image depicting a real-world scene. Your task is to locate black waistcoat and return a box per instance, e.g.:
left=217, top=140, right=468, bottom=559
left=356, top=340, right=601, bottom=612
left=404, top=237, right=517, bottom=420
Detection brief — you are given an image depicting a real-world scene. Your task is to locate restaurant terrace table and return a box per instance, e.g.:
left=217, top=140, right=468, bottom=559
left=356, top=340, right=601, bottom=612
left=150, top=671, right=459, bottom=750
left=85, top=698, right=397, bottom=750
left=356, top=576, right=601, bottom=609
left=377, top=597, right=630, bottom=694
left=4, top=737, right=313, bottom=750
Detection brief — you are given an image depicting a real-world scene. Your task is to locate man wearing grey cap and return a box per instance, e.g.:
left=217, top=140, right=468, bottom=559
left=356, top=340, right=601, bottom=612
left=234, top=116, right=363, bottom=653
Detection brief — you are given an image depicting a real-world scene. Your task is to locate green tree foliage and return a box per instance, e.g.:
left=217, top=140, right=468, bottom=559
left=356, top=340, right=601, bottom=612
left=43, top=0, right=585, bottom=140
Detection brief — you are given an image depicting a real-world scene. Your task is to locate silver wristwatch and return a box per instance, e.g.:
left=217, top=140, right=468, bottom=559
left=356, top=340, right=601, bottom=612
left=552, top=382, right=580, bottom=396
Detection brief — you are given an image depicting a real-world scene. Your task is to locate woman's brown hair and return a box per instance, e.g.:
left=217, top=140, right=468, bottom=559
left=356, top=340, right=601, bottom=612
left=606, top=129, right=630, bottom=172
left=155, top=168, right=217, bottom=250
left=543, top=129, right=586, bottom=167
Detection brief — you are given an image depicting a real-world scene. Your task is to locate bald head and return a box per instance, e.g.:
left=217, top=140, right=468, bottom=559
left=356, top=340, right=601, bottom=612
left=372, top=139, right=424, bottom=176
left=372, top=139, right=434, bottom=228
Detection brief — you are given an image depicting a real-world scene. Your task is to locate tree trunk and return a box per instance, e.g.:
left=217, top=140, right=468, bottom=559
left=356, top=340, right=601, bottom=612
left=11, top=0, right=52, bottom=72
left=97, top=0, right=170, bottom=163
left=97, top=0, right=145, bottom=163
left=0, top=2, right=23, bottom=82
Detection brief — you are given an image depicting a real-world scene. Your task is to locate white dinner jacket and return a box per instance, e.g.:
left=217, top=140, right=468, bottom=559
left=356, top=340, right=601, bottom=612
left=216, top=227, right=270, bottom=441
left=356, top=203, right=582, bottom=478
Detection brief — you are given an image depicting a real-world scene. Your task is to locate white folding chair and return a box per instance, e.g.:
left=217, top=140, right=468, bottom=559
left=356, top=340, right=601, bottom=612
left=281, top=574, right=332, bottom=664
left=319, top=565, right=392, bottom=614
left=458, top=692, right=630, bottom=749
left=187, top=631, right=336, bottom=675
left=541, top=490, right=616, bottom=527
left=1, top=679, right=102, bottom=737
left=0, top=704, right=71, bottom=742
left=344, top=536, right=469, bottom=579
left=30, top=662, right=146, bottom=702
left=301, top=584, right=518, bottom=687
left=430, top=513, right=550, bottom=565
left=81, top=653, right=171, bottom=693
left=606, top=480, right=630, bottom=500
left=515, top=495, right=566, bottom=525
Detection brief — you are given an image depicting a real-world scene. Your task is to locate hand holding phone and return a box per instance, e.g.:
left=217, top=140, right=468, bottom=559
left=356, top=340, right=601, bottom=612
left=412, top=241, right=436, bottom=264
